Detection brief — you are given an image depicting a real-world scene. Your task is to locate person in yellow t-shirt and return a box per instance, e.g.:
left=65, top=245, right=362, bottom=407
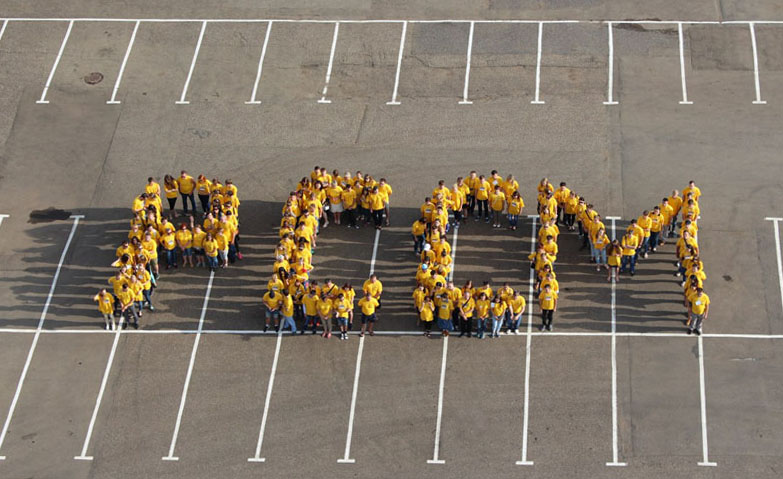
left=263, top=289, right=282, bottom=333
left=592, top=227, right=610, bottom=270
left=607, top=240, right=622, bottom=283
left=564, top=192, right=579, bottom=231
left=507, top=191, right=524, bottom=230
left=160, top=229, right=178, bottom=269
left=507, top=290, right=526, bottom=334
left=489, top=185, right=506, bottom=228
left=163, top=174, right=179, bottom=217
left=659, top=198, right=675, bottom=243
left=435, top=293, right=454, bottom=336
left=363, top=275, right=383, bottom=304
left=637, top=210, right=653, bottom=258
left=358, top=291, right=380, bottom=337
left=648, top=205, right=664, bottom=252
left=457, top=290, right=475, bottom=337
left=316, top=293, right=334, bottom=338
left=278, top=290, right=297, bottom=335
left=93, top=289, right=116, bottom=330
left=369, top=186, right=385, bottom=230
left=178, top=170, right=197, bottom=215
left=175, top=223, right=194, bottom=268
left=475, top=175, right=491, bottom=222
left=301, top=288, right=320, bottom=335
left=203, top=232, right=219, bottom=271
left=490, top=298, right=507, bottom=338
left=117, top=282, right=140, bottom=329
left=474, top=292, right=491, bottom=339
left=378, top=178, right=393, bottom=226
left=619, top=232, right=639, bottom=276
left=538, top=283, right=558, bottom=332
left=333, top=293, right=352, bottom=340
left=668, top=190, right=683, bottom=237
left=419, top=296, right=435, bottom=337
left=687, top=288, right=710, bottom=335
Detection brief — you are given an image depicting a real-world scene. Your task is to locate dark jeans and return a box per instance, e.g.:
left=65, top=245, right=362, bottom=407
left=460, top=316, right=473, bottom=336
left=541, top=309, right=553, bottom=327
left=198, top=194, right=210, bottom=213
left=477, top=199, right=488, bottom=219
left=649, top=231, right=660, bottom=249
left=344, top=208, right=357, bottom=228
left=167, top=197, right=177, bottom=210
left=413, top=234, right=425, bottom=253
left=466, top=194, right=476, bottom=216
left=620, top=255, right=636, bottom=274
left=565, top=213, right=575, bottom=228
left=372, top=209, right=384, bottom=227
left=181, top=193, right=196, bottom=214
left=165, top=248, right=177, bottom=267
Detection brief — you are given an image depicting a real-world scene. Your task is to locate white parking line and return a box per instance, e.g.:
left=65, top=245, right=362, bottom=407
left=318, top=22, right=340, bottom=104
left=697, top=335, right=717, bottom=466
left=386, top=21, right=407, bottom=105
left=531, top=22, right=545, bottom=105
left=748, top=23, right=766, bottom=105
left=603, top=22, right=619, bottom=105
left=516, top=216, right=537, bottom=465
left=426, top=335, right=448, bottom=465
left=0, top=20, right=8, bottom=45
left=677, top=22, right=693, bottom=105
left=175, top=20, right=207, bottom=105
left=36, top=19, right=73, bottom=104
left=74, top=315, right=126, bottom=461
left=0, top=214, right=8, bottom=229
left=161, top=270, right=215, bottom=461
left=247, top=329, right=283, bottom=463
left=336, top=227, right=380, bottom=464
left=337, top=335, right=365, bottom=464
left=0, top=328, right=781, bottom=339
left=0, top=215, right=83, bottom=459
left=245, top=21, right=273, bottom=105
left=458, top=21, right=474, bottom=105
left=107, top=20, right=140, bottom=104
left=765, top=217, right=783, bottom=317
left=606, top=217, right=626, bottom=467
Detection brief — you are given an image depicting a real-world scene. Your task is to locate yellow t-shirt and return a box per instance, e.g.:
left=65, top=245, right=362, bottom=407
left=539, top=290, right=558, bottom=310
left=363, top=279, right=383, bottom=298
left=302, top=295, right=319, bottom=316
left=691, top=293, right=710, bottom=315
left=358, top=297, right=380, bottom=315
left=508, top=296, right=526, bottom=314
left=489, top=191, right=506, bottom=211
left=178, top=175, right=196, bottom=194
left=94, top=293, right=114, bottom=314
left=419, top=303, right=435, bottom=322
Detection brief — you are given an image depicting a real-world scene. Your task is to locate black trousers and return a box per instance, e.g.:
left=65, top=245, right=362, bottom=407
left=372, top=209, right=384, bottom=227
left=460, top=317, right=473, bottom=335
left=344, top=208, right=356, bottom=227
left=467, top=195, right=476, bottom=215
left=541, top=309, right=554, bottom=326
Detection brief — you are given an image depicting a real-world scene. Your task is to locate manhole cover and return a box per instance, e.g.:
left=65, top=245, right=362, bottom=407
left=84, top=72, right=104, bottom=85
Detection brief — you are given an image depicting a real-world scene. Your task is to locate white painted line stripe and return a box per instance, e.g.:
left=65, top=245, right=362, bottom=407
left=0, top=20, right=9, bottom=45
left=516, top=216, right=537, bottom=466
left=427, top=335, right=448, bottom=465
left=531, top=22, right=545, bottom=105
left=245, top=21, right=272, bottom=105
left=162, top=270, right=214, bottom=461
left=247, top=329, right=283, bottom=463
left=107, top=20, right=139, bottom=104
left=447, top=226, right=458, bottom=283
left=0, top=328, right=781, bottom=339
left=0, top=214, right=8, bottom=229
left=458, top=21, right=474, bottom=105
left=175, top=20, right=207, bottom=105
left=0, top=18, right=763, bottom=25
left=36, top=19, right=74, bottom=104
left=603, top=22, right=619, bottom=105
left=677, top=22, right=693, bottom=105
left=607, top=217, right=627, bottom=467
left=337, top=334, right=365, bottom=464
left=696, top=335, right=717, bottom=466
left=74, top=316, right=126, bottom=460
left=749, top=23, right=767, bottom=104
left=318, top=22, right=340, bottom=104
left=386, top=21, right=407, bottom=105
left=369, top=228, right=380, bottom=276
left=0, top=215, right=82, bottom=459
left=767, top=218, right=783, bottom=317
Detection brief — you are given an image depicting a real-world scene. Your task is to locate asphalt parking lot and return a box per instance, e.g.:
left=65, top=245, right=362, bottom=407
left=0, top=2, right=782, bottom=478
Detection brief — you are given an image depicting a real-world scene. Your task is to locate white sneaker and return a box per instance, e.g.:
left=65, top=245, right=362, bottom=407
left=515, top=330, right=521, bottom=335
left=105, top=323, right=110, bottom=330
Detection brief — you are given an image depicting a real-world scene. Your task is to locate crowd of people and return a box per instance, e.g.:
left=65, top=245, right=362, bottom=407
left=411, top=174, right=710, bottom=336
left=411, top=171, right=530, bottom=337
left=262, top=168, right=390, bottom=340
left=93, top=171, right=242, bottom=330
